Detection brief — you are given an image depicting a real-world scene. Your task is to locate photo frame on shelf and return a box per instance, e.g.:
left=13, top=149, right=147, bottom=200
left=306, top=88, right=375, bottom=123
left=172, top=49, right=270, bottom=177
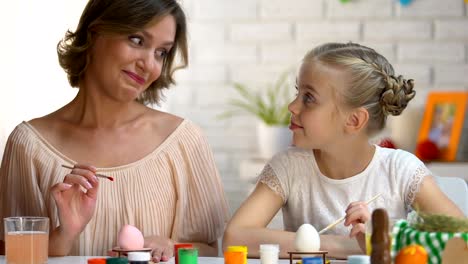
left=417, top=92, right=468, bottom=161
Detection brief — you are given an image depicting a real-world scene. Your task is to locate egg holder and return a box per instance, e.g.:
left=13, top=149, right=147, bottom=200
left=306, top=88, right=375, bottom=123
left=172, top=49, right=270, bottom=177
left=112, top=247, right=152, bottom=258
left=287, top=251, right=328, bottom=264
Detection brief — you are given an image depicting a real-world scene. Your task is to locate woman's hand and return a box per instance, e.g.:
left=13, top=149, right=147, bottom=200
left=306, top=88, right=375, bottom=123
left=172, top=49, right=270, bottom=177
left=344, top=201, right=371, bottom=253
left=144, top=235, right=174, bottom=263
left=50, top=164, right=99, bottom=239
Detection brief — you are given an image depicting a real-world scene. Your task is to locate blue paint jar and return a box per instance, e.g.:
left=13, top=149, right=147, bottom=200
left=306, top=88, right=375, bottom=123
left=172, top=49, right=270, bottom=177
left=302, top=256, right=323, bottom=264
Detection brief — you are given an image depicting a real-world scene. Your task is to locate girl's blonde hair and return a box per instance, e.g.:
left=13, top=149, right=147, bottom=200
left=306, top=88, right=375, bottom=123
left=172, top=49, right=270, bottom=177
left=304, top=42, right=415, bottom=135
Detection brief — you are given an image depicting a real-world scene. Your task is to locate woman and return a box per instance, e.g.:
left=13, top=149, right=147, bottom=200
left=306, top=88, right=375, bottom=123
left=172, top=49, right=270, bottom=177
left=0, top=0, right=228, bottom=262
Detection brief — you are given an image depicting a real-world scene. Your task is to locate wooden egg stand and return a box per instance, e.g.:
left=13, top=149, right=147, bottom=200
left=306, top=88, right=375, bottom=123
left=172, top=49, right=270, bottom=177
left=287, top=251, right=328, bottom=264
left=112, top=247, right=152, bottom=258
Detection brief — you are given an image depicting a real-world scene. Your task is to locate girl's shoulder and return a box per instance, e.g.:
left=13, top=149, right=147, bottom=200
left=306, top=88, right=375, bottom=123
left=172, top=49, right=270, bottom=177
left=374, top=146, right=428, bottom=185
left=267, top=147, right=316, bottom=180
left=269, top=147, right=314, bottom=166
left=376, top=146, right=424, bottom=167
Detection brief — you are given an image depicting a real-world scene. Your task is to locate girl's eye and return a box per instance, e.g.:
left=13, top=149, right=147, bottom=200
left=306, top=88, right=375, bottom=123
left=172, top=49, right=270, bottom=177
left=302, top=93, right=316, bottom=105
left=129, top=36, right=143, bottom=46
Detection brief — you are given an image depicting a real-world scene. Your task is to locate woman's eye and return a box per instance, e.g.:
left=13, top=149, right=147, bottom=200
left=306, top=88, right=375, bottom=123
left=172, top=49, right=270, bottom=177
left=155, top=49, right=168, bottom=60
left=129, top=36, right=143, bottom=45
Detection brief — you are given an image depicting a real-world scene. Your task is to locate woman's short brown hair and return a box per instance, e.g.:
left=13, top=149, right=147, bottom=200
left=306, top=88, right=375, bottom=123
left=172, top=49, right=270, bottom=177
left=57, top=0, right=188, bottom=105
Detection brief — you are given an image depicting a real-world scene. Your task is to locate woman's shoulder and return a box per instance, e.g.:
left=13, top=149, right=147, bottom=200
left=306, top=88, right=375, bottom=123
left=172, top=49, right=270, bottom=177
left=2, top=121, right=46, bottom=160
left=27, top=115, right=58, bottom=138
left=6, top=121, right=39, bottom=144
left=145, top=109, right=206, bottom=146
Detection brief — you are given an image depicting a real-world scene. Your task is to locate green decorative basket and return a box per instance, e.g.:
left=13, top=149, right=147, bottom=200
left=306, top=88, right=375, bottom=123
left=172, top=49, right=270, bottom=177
left=392, top=220, right=468, bottom=264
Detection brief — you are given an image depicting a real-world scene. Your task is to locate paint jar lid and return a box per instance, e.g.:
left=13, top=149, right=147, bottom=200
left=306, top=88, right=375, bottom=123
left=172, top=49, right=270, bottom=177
left=259, top=244, right=279, bottom=252
left=227, top=245, right=248, bottom=253
left=87, top=258, right=107, bottom=264
left=106, top=257, right=129, bottom=264
left=347, top=255, right=370, bottom=264
left=127, top=252, right=151, bottom=261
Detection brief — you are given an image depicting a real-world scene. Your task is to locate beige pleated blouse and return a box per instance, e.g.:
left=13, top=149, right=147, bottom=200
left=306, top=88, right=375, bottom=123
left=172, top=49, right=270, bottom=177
left=0, top=119, right=229, bottom=256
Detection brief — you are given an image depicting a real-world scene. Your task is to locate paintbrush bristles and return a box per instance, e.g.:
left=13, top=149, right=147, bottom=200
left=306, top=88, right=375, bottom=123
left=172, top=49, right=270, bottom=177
left=61, top=164, right=114, bottom=181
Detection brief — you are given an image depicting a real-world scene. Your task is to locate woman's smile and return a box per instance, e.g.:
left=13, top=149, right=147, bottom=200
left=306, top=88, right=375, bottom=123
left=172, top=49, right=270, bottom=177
left=123, top=70, right=146, bottom=85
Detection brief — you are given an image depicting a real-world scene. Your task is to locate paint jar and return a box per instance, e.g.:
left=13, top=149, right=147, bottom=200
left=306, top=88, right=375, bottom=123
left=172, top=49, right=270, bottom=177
left=226, top=245, right=247, bottom=264
left=88, top=258, right=107, bottom=264
left=224, top=251, right=245, bottom=264
left=178, top=247, right=198, bottom=264
left=106, top=257, right=129, bottom=264
left=259, top=244, right=279, bottom=264
left=301, top=256, right=323, bottom=264
left=347, top=255, right=370, bottom=264
left=127, top=252, right=151, bottom=264
left=174, top=243, right=193, bottom=264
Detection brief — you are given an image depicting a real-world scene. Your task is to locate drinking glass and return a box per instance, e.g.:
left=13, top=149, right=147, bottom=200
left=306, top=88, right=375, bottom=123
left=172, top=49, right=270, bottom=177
left=4, top=217, right=49, bottom=264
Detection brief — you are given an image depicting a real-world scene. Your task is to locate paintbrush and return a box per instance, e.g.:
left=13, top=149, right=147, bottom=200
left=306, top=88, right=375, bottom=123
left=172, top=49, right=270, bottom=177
left=61, top=164, right=114, bottom=181
left=318, top=193, right=382, bottom=235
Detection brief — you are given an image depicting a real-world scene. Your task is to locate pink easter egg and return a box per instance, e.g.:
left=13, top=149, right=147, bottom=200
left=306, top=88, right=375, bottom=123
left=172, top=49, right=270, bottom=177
left=118, top=224, right=145, bottom=250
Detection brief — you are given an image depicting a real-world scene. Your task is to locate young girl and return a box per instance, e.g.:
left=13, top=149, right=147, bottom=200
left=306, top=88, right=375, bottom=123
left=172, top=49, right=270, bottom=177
left=223, top=42, right=464, bottom=259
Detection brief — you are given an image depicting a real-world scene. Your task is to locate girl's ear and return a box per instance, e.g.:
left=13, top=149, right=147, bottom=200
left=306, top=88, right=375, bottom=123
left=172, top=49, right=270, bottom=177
left=344, top=107, right=369, bottom=133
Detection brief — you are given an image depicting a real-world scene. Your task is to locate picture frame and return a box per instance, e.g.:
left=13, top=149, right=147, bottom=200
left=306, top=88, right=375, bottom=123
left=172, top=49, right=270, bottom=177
left=417, top=92, right=468, bottom=161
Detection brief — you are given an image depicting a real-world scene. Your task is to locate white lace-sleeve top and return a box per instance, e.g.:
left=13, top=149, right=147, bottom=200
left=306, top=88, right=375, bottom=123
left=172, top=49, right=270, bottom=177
left=258, top=145, right=429, bottom=235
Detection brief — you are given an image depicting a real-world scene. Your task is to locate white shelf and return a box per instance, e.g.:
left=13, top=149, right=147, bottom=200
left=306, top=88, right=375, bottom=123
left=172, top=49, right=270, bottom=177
left=426, top=162, right=468, bottom=181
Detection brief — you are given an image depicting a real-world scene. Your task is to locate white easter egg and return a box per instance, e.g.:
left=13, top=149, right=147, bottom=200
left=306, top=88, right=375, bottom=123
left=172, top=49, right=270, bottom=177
left=294, top=223, right=320, bottom=252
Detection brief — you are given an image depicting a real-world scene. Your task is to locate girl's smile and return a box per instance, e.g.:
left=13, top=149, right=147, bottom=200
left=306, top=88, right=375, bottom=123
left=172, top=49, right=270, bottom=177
left=289, top=121, right=303, bottom=130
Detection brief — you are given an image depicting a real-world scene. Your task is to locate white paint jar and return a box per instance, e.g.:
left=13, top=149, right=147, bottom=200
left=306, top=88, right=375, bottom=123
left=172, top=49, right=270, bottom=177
left=259, top=244, right=279, bottom=264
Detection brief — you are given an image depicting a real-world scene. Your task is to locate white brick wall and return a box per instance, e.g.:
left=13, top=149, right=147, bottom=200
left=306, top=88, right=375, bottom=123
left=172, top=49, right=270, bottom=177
left=434, top=65, right=468, bottom=86
left=230, top=23, right=293, bottom=43
left=192, top=43, right=257, bottom=64
left=393, top=64, right=432, bottom=87
left=396, top=0, right=465, bottom=18
left=193, top=0, right=257, bottom=20
left=165, top=0, right=468, bottom=213
left=435, top=19, right=468, bottom=40
left=260, top=0, right=323, bottom=19
left=188, top=23, right=226, bottom=42
left=326, top=0, right=393, bottom=19
left=260, top=44, right=308, bottom=63
left=398, top=43, right=465, bottom=63
left=364, top=21, right=431, bottom=41
left=297, top=21, right=361, bottom=42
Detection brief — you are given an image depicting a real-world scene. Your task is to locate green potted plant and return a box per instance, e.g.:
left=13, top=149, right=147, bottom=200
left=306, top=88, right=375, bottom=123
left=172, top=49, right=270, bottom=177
left=218, top=70, right=294, bottom=159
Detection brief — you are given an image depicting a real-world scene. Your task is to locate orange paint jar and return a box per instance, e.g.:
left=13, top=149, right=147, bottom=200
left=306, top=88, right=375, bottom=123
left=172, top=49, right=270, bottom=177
left=224, top=251, right=246, bottom=264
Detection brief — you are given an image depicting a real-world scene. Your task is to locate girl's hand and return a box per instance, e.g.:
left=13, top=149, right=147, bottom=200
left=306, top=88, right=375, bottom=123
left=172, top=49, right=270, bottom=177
left=344, top=201, right=371, bottom=252
left=50, top=164, right=99, bottom=238
left=144, top=235, right=174, bottom=263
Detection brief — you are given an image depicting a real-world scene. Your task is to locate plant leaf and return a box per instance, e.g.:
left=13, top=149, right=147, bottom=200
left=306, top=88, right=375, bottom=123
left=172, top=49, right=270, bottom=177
left=219, top=69, right=294, bottom=126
